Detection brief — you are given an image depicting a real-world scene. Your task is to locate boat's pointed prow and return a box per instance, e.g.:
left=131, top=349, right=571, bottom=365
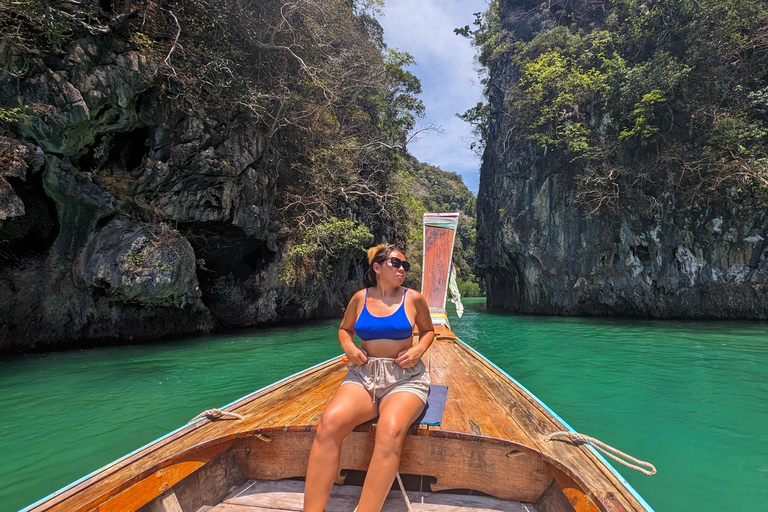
left=421, top=212, right=460, bottom=328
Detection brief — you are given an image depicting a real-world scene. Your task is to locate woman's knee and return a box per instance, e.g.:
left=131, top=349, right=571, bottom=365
left=315, top=409, right=353, bottom=444
left=374, top=418, right=407, bottom=453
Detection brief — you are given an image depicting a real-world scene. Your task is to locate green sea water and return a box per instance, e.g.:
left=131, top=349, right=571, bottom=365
left=1, top=298, right=767, bottom=511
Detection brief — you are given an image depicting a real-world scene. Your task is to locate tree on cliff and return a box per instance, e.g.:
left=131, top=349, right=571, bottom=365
left=396, top=156, right=483, bottom=297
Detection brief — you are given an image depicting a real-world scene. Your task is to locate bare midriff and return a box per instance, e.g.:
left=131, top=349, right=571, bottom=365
left=360, top=337, right=414, bottom=358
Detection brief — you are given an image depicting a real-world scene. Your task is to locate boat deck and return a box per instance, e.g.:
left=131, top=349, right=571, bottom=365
left=30, top=326, right=646, bottom=512
left=211, top=479, right=537, bottom=512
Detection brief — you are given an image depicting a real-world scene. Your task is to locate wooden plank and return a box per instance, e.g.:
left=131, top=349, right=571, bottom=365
left=387, top=494, right=535, bottom=512
left=172, top=448, right=245, bottom=512
left=210, top=505, right=297, bottom=512
left=91, top=441, right=235, bottom=512
left=434, top=325, right=459, bottom=341
left=139, top=453, right=245, bottom=512
left=535, top=479, right=577, bottom=512
left=550, top=470, right=600, bottom=512
left=256, top=372, right=343, bottom=427
left=234, top=433, right=314, bottom=481
left=235, top=430, right=550, bottom=502
left=400, top=436, right=548, bottom=502
left=433, top=342, right=538, bottom=443
left=222, top=479, right=358, bottom=511
left=231, top=362, right=344, bottom=431
left=216, top=479, right=537, bottom=512
left=349, top=434, right=549, bottom=502
left=426, top=339, right=530, bottom=443
left=139, top=490, right=183, bottom=512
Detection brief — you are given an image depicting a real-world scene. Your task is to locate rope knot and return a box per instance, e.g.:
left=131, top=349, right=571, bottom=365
left=546, top=430, right=657, bottom=476
left=188, top=408, right=245, bottom=424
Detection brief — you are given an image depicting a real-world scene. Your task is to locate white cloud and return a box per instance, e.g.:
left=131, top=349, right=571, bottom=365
left=377, top=0, right=488, bottom=194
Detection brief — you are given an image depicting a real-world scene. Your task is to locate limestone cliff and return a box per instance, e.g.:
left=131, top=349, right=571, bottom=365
left=0, top=1, right=416, bottom=351
left=476, top=0, right=768, bottom=318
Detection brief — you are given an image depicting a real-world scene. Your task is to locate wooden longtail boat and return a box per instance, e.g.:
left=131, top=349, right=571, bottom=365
left=21, top=213, right=654, bottom=512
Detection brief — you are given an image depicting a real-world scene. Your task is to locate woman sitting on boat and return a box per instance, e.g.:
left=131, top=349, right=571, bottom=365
left=304, top=244, right=435, bottom=512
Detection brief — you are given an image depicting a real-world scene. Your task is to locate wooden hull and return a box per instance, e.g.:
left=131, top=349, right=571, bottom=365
left=22, top=326, right=653, bottom=512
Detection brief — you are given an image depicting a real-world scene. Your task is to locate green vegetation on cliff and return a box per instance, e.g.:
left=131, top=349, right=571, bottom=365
left=1, top=0, right=427, bottom=287
left=397, top=156, right=483, bottom=297
left=145, top=0, right=425, bottom=279
left=461, top=0, right=768, bottom=216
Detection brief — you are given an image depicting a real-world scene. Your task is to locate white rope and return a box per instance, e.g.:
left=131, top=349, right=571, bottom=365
left=545, top=431, right=657, bottom=476
left=396, top=471, right=415, bottom=512
left=351, top=472, right=414, bottom=512
left=187, top=408, right=244, bottom=424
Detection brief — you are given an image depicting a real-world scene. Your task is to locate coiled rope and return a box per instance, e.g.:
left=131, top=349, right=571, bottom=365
left=545, top=431, right=657, bottom=476
left=187, top=408, right=245, bottom=424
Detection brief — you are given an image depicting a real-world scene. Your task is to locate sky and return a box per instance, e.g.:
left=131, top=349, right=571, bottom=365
left=376, top=0, right=489, bottom=195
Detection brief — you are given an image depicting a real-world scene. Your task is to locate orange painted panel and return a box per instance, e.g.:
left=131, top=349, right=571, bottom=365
left=422, top=225, right=456, bottom=310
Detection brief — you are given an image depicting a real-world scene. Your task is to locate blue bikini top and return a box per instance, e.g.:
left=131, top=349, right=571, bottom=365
left=354, top=287, right=414, bottom=341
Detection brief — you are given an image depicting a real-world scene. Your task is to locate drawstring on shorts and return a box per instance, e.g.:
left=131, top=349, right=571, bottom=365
left=341, top=356, right=430, bottom=405
left=369, top=358, right=385, bottom=402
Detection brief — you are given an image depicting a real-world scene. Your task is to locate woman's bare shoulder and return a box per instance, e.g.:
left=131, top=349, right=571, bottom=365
left=349, top=288, right=367, bottom=304
left=341, top=288, right=367, bottom=325
left=405, top=288, right=427, bottom=305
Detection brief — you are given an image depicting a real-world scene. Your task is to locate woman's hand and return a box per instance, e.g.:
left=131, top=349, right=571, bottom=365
left=344, top=344, right=368, bottom=365
left=395, top=346, right=424, bottom=369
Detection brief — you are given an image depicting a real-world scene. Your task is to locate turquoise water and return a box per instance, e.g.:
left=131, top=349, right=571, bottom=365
left=1, top=298, right=767, bottom=511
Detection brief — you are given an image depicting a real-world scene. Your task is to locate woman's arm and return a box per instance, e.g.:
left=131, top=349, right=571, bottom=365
left=339, top=290, right=368, bottom=365
left=395, top=290, right=435, bottom=368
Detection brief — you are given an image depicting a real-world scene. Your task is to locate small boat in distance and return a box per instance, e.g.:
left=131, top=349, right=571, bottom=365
left=21, top=212, right=654, bottom=512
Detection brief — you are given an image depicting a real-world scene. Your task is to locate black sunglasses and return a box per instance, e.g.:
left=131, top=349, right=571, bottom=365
left=387, top=257, right=411, bottom=272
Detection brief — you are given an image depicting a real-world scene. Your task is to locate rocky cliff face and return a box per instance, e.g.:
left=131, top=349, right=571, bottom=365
left=0, top=3, right=387, bottom=352
left=476, top=0, right=768, bottom=318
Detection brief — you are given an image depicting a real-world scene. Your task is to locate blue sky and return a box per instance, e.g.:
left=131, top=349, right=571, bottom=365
left=376, top=0, right=489, bottom=195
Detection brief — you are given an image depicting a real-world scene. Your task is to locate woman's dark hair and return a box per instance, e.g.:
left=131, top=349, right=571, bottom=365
left=365, top=244, right=399, bottom=285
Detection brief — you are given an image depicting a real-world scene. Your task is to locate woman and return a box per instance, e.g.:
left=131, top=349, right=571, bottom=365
left=303, top=244, right=435, bottom=512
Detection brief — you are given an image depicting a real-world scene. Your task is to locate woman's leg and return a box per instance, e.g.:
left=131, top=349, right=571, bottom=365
left=356, top=392, right=426, bottom=512
left=304, top=383, right=378, bottom=512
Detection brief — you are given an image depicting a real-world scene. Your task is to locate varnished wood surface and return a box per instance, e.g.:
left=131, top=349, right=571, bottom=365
left=27, top=326, right=647, bottom=512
